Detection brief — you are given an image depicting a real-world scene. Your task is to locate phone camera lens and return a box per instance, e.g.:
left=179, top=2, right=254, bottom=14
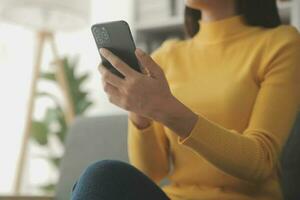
left=102, top=28, right=109, bottom=38
left=97, top=37, right=104, bottom=44
left=93, top=27, right=101, bottom=34
left=94, top=26, right=110, bottom=44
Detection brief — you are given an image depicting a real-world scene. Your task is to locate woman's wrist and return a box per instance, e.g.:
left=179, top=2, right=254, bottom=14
left=158, top=95, right=199, bottom=139
left=129, top=112, right=152, bottom=130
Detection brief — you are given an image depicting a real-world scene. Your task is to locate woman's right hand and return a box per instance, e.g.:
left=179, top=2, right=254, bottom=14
left=98, top=56, right=155, bottom=130
left=129, top=112, right=152, bottom=130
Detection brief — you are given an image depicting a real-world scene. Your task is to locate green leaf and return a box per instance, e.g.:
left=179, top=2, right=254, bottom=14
left=49, top=156, right=61, bottom=168
left=55, top=130, right=67, bottom=144
left=44, top=108, right=59, bottom=125
left=51, top=106, right=68, bottom=144
left=64, top=59, right=76, bottom=84
left=47, top=56, right=94, bottom=121
left=33, top=154, right=61, bottom=168
left=36, top=92, right=60, bottom=106
left=39, top=183, right=56, bottom=192
left=44, top=106, right=68, bottom=142
left=31, top=121, right=48, bottom=145
left=76, top=100, right=92, bottom=114
left=77, top=91, right=88, bottom=101
left=40, top=72, right=56, bottom=82
left=55, top=106, right=67, bottom=129
left=78, top=73, right=89, bottom=85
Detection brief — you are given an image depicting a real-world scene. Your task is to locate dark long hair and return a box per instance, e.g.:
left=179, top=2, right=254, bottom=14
left=184, top=0, right=282, bottom=38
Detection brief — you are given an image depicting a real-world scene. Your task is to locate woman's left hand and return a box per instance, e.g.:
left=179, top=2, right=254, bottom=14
left=98, top=47, right=175, bottom=122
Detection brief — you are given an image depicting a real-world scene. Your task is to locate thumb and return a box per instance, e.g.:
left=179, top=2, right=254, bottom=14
left=135, top=48, right=162, bottom=78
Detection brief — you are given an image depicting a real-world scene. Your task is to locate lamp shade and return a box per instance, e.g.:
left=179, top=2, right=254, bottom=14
left=0, top=0, right=90, bottom=32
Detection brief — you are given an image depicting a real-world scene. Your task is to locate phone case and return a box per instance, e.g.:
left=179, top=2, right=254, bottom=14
left=91, top=20, right=141, bottom=79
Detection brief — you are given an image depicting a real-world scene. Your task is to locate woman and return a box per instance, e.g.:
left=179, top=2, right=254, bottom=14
left=72, top=0, right=300, bottom=199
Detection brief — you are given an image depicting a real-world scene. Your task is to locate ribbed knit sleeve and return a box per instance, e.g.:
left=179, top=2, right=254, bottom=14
left=177, top=27, right=300, bottom=183
left=127, top=118, right=170, bottom=183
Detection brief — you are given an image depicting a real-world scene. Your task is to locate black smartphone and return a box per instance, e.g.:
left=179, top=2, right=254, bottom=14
left=91, top=20, right=141, bottom=79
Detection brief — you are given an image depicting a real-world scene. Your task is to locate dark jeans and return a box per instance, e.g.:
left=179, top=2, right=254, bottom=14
left=71, top=159, right=171, bottom=200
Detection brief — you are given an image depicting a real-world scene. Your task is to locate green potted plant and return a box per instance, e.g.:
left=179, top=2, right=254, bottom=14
left=30, top=57, right=94, bottom=193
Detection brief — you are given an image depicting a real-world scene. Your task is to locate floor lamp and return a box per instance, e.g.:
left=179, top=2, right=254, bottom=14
left=0, top=0, right=90, bottom=194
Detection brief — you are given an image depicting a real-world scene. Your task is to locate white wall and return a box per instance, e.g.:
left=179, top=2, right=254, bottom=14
left=0, top=0, right=133, bottom=194
left=57, top=0, right=134, bottom=116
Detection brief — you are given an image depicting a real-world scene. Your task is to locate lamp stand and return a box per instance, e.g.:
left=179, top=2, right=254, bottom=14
left=14, top=31, right=75, bottom=194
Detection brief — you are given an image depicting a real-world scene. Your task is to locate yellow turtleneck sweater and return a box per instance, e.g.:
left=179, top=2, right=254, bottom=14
left=127, top=15, right=300, bottom=200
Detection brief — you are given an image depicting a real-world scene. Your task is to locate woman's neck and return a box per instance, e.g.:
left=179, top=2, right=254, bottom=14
left=201, top=3, right=238, bottom=22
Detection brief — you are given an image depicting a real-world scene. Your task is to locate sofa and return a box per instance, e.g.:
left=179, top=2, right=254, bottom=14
left=54, top=112, right=300, bottom=200
left=1, top=112, right=299, bottom=200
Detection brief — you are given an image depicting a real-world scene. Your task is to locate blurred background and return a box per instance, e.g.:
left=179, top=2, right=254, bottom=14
left=0, top=0, right=299, bottom=199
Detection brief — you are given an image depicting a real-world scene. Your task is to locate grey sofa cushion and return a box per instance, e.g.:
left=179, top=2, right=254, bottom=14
left=55, top=114, right=129, bottom=200
left=280, top=112, right=300, bottom=200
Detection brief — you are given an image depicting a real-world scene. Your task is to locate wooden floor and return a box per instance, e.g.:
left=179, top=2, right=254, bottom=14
left=0, top=196, right=54, bottom=200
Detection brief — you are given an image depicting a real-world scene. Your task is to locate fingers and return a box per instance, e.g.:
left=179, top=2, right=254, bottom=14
left=98, top=63, right=125, bottom=88
left=135, top=48, right=163, bottom=78
left=100, top=48, right=138, bottom=78
left=101, top=76, right=121, bottom=100
left=100, top=78, right=128, bottom=111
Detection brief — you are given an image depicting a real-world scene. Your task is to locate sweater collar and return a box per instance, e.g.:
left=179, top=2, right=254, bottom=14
left=193, top=15, right=250, bottom=44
